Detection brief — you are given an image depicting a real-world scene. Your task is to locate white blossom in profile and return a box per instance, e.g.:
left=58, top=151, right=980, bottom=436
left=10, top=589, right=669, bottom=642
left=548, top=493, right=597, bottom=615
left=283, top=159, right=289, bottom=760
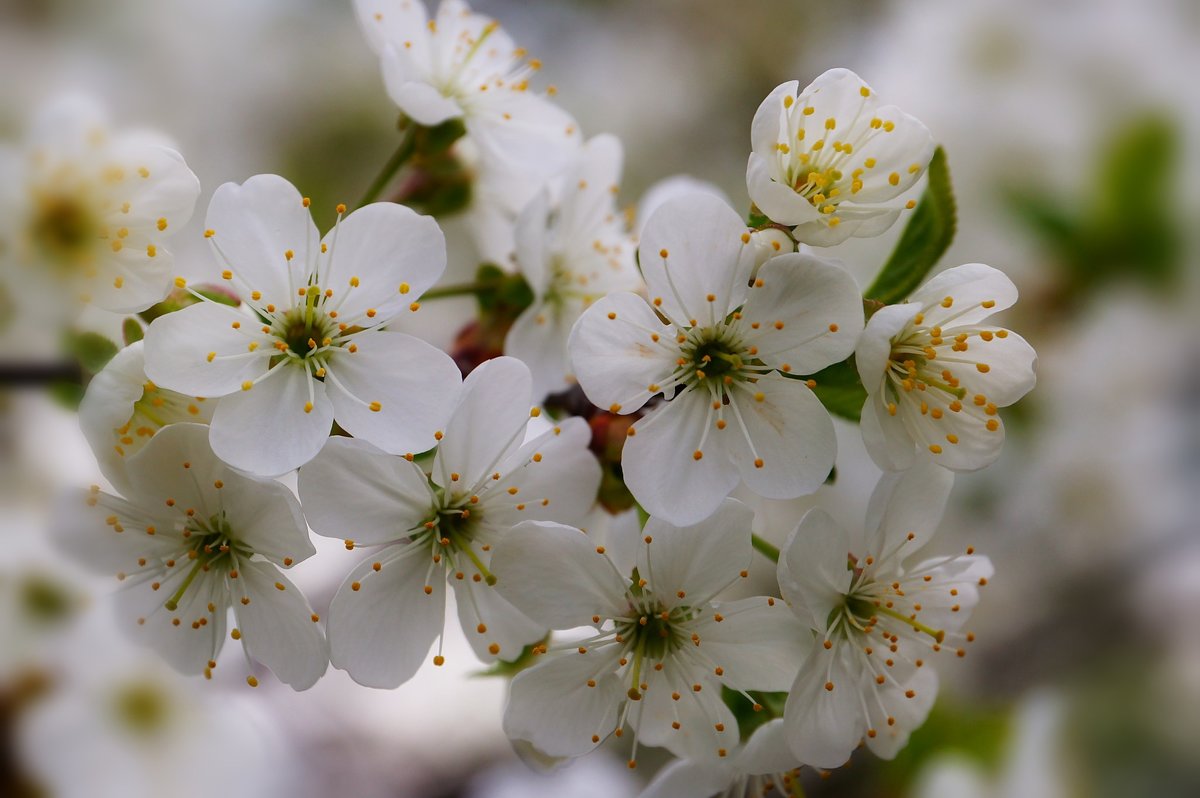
left=506, top=134, right=639, bottom=399
left=51, top=423, right=328, bottom=690
left=639, top=719, right=803, bottom=798
left=569, top=193, right=862, bottom=525
left=492, top=500, right=806, bottom=767
left=856, top=263, right=1037, bottom=472
left=298, top=356, right=600, bottom=688
left=0, top=95, right=199, bottom=315
left=777, top=463, right=992, bottom=768
left=747, top=68, right=934, bottom=246
left=355, top=0, right=580, bottom=180
left=79, top=341, right=214, bottom=496
left=143, top=174, right=462, bottom=475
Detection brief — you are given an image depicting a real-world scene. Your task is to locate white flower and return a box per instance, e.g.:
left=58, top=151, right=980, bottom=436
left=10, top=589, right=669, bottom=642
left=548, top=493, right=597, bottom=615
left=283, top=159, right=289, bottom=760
left=777, top=463, right=993, bottom=768
left=143, top=174, right=462, bottom=475
left=506, top=134, right=640, bottom=399
left=568, top=193, right=863, bottom=525
left=639, top=719, right=802, bottom=798
left=634, top=175, right=729, bottom=238
left=50, top=423, right=328, bottom=690
left=856, top=263, right=1037, bottom=472
left=297, top=356, right=601, bottom=688
left=80, top=341, right=215, bottom=496
left=0, top=95, right=200, bottom=313
left=746, top=68, right=934, bottom=246
left=355, top=0, right=580, bottom=179
left=17, top=608, right=294, bottom=798
left=491, top=500, right=806, bottom=766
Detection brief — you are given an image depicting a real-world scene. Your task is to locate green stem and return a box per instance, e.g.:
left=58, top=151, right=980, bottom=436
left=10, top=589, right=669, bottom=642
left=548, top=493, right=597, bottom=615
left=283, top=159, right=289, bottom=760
left=751, top=533, right=780, bottom=563
left=356, top=125, right=418, bottom=208
left=420, top=280, right=501, bottom=301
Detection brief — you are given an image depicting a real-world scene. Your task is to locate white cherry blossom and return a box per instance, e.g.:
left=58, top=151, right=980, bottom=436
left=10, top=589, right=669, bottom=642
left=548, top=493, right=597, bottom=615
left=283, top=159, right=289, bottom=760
left=297, top=356, right=600, bottom=688
left=355, top=0, right=580, bottom=180
left=80, top=341, right=214, bottom=496
left=506, top=134, right=639, bottom=399
left=568, top=193, right=863, bottom=525
left=50, top=423, right=328, bottom=690
left=856, top=263, right=1037, bottom=472
left=747, top=68, right=934, bottom=246
left=491, top=500, right=807, bottom=766
left=777, top=463, right=992, bottom=768
left=143, top=174, right=462, bottom=475
left=0, top=94, right=199, bottom=313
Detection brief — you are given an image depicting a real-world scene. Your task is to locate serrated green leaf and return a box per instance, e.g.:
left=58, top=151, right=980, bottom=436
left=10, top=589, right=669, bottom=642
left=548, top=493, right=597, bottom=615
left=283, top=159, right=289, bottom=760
left=796, top=358, right=867, bottom=422
left=63, top=331, right=119, bottom=375
left=122, top=317, right=144, bottom=346
left=865, top=147, right=957, bottom=304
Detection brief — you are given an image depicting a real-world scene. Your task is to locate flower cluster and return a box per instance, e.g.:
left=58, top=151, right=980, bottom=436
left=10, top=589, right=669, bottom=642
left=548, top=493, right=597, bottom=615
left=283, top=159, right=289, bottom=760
left=37, top=0, right=1038, bottom=791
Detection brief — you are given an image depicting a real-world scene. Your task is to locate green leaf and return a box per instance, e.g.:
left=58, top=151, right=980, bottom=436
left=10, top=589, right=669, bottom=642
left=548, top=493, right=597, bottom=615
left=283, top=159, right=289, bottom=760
left=797, top=358, right=867, bottom=422
left=47, top=380, right=85, bottom=410
left=122, top=317, right=144, bottom=346
left=63, top=331, right=119, bottom=375
left=865, top=146, right=957, bottom=304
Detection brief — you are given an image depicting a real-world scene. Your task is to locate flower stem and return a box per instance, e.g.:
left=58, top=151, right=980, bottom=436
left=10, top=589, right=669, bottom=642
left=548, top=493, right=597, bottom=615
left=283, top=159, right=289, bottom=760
left=750, top=533, right=780, bottom=563
left=356, top=125, right=418, bottom=208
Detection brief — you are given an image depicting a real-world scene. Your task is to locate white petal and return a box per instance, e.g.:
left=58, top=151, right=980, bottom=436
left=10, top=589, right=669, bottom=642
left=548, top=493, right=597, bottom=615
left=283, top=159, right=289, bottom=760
left=556, top=133, right=624, bottom=243
left=479, top=417, right=601, bottom=531
left=568, top=291, right=677, bottom=413
left=328, top=550, right=445, bottom=688
left=778, top=509, right=853, bottom=630
left=725, top=374, right=837, bottom=500
left=209, top=365, right=333, bottom=475
left=741, top=254, right=862, bottom=374
left=317, top=202, right=446, bottom=324
left=864, top=667, right=939, bottom=759
left=860, top=389, right=917, bottom=472
left=49, top=489, right=181, bottom=576
left=123, top=422, right=229, bottom=512
left=634, top=664, right=736, bottom=761
left=855, top=303, right=922, bottom=389
left=951, top=329, right=1037, bottom=407
left=433, top=355, right=531, bottom=490
left=107, top=137, right=201, bottom=232
left=783, top=644, right=864, bottom=769
left=84, top=246, right=173, bottom=314
left=452, top=577, right=545, bottom=663
left=205, top=174, right=318, bottom=308
left=746, top=152, right=816, bottom=227
left=233, top=559, right=328, bottom=690
left=636, top=174, right=730, bottom=237
left=638, top=193, right=755, bottom=324
left=118, top=567, right=226, bottom=676
left=513, top=190, right=551, bottom=294
left=639, top=759, right=730, bottom=798
left=691, top=597, right=809, bottom=691
left=354, top=0, right=429, bottom=55
left=384, top=72, right=463, bottom=126
left=505, top=301, right=573, bottom=401
left=864, top=461, right=954, bottom=556
left=622, top=391, right=739, bottom=526
left=490, top=521, right=627, bottom=629
left=143, top=301, right=272, bottom=398
left=638, top=499, right=753, bottom=603
left=216, top=475, right=316, bottom=567
left=750, top=81, right=799, bottom=163
left=908, top=264, right=1019, bottom=328
left=737, top=718, right=801, bottom=775
left=503, top=649, right=622, bottom=758
left=792, top=207, right=902, bottom=248
left=324, top=329, right=461, bottom=456
left=298, top=436, right=432, bottom=544
left=468, top=91, right=581, bottom=181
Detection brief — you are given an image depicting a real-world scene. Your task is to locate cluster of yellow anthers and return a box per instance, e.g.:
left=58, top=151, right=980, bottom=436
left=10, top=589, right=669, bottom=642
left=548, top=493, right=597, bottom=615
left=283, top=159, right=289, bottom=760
left=884, top=300, right=1008, bottom=455
left=111, top=382, right=207, bottom=459
left=772, top=89, right=920, bottom=229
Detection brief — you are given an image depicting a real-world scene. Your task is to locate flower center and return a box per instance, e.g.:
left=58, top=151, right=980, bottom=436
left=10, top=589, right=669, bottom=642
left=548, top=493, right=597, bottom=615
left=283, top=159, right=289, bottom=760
left=29, top=194, right=97, bottom=266
left=163, top=514, right=246, bottom=612
left=678, top=324, right=759, bottom=392
left=111, top=682, right=172, bottom=737
left=617, top=595, right=696, bottom=661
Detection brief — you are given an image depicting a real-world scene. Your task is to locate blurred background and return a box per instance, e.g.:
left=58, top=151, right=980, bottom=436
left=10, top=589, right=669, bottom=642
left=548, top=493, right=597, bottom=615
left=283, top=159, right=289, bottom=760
left=1, top=0, right=1197, bottom=795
